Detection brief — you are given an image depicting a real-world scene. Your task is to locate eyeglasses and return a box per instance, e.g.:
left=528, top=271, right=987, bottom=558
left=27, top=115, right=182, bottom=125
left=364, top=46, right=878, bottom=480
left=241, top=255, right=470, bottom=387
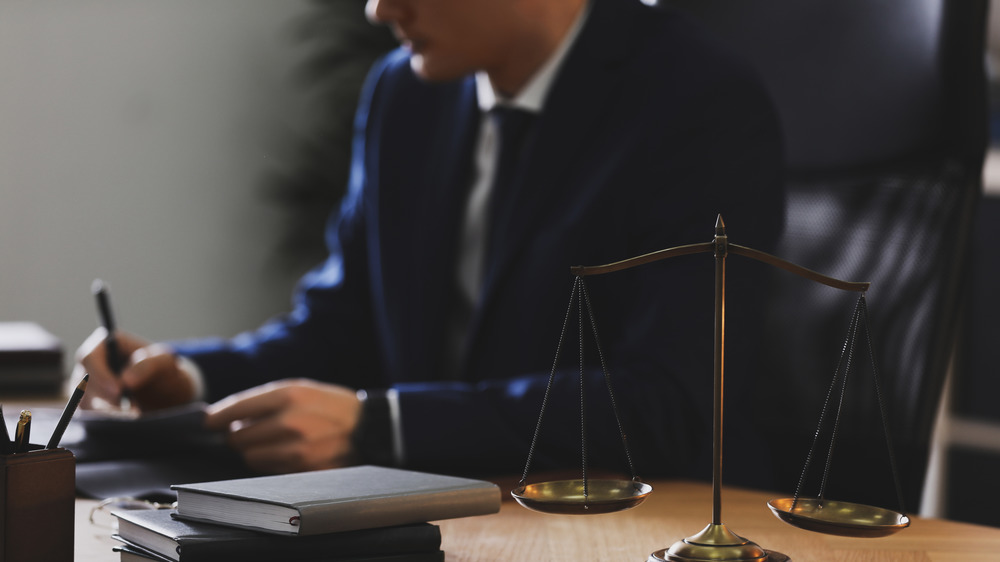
left=88, top=496, right=177, bottom=530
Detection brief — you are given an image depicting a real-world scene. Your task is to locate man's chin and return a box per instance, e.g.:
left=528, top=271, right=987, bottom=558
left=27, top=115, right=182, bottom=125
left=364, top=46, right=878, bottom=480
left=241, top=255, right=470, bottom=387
left=409, top=55, right=465, bottom=83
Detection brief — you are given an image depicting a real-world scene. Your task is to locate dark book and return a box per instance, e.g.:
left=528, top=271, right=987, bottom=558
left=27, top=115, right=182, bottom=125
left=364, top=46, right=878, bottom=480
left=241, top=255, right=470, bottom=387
left=114, top=543, right=445, bottom=562
left=0, top=322, right=63, bottom=391
left=112, top=508, right=441, bottom=562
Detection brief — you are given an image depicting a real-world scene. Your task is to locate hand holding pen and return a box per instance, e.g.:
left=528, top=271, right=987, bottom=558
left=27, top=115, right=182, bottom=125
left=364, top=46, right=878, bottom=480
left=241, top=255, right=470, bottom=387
left=75, top=283, right=200, bottom=412
left=92, top=279, right=133, bottom=409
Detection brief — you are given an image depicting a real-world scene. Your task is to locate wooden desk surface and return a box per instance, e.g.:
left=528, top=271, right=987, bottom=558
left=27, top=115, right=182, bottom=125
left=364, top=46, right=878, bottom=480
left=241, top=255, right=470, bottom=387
left=75, top=479, right=1000, bottom=561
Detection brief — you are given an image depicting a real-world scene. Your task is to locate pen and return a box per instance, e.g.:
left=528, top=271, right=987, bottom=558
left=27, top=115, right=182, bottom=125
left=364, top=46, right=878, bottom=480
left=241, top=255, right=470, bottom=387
left=14, top=410, right=31, bottom=453
left=93, top=279, right=132, bottom=408
left=46, top=373, right=89, bottom=449
left=0, top=404, right=11, bottom=454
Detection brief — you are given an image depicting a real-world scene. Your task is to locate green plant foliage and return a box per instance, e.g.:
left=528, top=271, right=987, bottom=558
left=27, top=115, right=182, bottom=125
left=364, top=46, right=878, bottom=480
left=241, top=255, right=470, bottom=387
left=263, top=0, right=397, bottom=269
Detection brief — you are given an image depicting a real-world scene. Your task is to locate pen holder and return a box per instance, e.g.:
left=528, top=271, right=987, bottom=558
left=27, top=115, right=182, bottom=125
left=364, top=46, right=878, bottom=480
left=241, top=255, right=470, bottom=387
left=0, top=446, right=74, bottom=562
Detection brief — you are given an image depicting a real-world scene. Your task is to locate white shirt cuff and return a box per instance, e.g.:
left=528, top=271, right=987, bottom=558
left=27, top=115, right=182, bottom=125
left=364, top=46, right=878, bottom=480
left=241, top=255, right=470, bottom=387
left=175, top=355, right=206, bottom=403
left=386, top=388, right=405, bottom=465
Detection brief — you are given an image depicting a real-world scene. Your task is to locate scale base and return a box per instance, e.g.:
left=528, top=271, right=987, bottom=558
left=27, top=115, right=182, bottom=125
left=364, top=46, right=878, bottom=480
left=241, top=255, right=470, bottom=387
left=647, top=523, right=789, bottom=562
left=648, top=550, right=789, bottom=562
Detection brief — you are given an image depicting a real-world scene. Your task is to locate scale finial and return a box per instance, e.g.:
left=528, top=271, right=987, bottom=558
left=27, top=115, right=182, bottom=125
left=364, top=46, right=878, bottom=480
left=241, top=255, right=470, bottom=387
left=715, top=214, right=726, bottom=234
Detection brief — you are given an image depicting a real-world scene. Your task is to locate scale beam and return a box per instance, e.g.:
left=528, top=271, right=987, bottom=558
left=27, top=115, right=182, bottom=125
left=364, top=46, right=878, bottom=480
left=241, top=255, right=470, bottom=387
left=570, top=239, right=870, bottom=294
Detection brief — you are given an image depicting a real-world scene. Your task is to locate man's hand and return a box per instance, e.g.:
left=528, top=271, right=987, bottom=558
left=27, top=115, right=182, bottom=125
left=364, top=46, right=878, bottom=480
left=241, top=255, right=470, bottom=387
left=204, top=379, right=362, bottom=474
left=74, top=328, right=198, bottom=412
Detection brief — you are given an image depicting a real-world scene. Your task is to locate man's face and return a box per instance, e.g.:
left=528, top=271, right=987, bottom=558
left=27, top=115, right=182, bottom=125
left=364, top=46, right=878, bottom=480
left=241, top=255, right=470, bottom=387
left=366, top=0, right=519, bottom=82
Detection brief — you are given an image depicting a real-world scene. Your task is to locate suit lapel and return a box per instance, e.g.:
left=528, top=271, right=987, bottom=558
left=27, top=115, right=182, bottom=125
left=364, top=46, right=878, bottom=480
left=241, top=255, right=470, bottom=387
left=419, top=78, right=480, bottom=258
left=391, top=77, right=480, bottom=381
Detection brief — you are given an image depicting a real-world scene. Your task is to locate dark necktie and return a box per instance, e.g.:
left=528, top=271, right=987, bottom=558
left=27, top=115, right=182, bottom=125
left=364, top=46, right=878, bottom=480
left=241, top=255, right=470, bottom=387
left=486, top=106, right=535, bottom=263
left=446, top=106, right=535, bottom=380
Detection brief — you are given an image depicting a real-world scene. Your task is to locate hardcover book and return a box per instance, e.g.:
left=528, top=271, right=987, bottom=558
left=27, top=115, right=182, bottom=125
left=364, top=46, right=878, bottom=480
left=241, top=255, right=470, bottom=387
left=113, top=543, right=446, bottom=562
left=172, top=465, right=500, bottom=535
left=113, top=508, right=441, bottom=562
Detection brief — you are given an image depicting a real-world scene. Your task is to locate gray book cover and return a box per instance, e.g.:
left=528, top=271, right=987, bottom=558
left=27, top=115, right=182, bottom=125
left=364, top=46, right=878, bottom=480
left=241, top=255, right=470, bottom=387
left=172, top=465, right=501, bottom=535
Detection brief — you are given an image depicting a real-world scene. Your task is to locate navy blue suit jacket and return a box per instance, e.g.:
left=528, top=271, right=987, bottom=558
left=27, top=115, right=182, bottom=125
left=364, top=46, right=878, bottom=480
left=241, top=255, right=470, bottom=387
left=174, top=0, right=785, bottom=482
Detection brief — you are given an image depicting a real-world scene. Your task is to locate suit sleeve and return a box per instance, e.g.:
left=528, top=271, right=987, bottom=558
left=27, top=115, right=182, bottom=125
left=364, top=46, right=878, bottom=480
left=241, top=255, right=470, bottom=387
left=168, top=56, right=400, bottom=401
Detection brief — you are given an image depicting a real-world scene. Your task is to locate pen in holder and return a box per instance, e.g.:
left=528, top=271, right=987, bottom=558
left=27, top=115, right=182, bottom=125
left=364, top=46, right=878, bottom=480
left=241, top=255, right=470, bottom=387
left=0, top=446, right=75, bottom=562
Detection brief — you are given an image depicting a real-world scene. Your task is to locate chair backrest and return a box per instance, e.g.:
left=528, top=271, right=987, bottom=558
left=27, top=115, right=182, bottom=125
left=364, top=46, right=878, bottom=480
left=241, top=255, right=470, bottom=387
left=660, top=0, right=989, bottom=511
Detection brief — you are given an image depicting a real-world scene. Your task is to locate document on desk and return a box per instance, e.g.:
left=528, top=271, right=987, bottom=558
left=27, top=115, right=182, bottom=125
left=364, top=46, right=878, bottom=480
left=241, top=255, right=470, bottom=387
left=69, top=402, right=225, bottom=460
left=66, top=403, right=253, bottom=501
left=77, top=401, right=208, bottom=434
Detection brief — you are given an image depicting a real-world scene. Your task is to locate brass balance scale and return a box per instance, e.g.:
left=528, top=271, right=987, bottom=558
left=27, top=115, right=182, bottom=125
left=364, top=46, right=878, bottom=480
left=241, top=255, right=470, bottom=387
left=510, top=216, right=910, bottom=562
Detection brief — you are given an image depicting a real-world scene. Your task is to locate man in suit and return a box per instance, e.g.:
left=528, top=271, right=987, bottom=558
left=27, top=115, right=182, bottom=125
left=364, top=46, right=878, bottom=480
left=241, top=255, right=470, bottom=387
left=77, top=0, right=784, bottom=483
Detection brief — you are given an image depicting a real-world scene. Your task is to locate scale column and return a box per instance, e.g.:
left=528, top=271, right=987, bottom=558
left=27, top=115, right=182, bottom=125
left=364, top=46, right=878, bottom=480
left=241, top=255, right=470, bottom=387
left=712, top=215, right=726, bottom=525
left=650, top=216, right=772, bottom=562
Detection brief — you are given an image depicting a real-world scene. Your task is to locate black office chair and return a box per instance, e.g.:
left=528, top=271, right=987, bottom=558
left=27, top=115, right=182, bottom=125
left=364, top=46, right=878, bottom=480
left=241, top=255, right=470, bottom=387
left=659, top=0, right=989, bottom=512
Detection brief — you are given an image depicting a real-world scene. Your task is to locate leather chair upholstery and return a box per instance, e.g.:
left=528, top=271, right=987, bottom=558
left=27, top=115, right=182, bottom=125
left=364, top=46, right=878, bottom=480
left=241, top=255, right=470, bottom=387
left=660, top=0, right=989, bottom=511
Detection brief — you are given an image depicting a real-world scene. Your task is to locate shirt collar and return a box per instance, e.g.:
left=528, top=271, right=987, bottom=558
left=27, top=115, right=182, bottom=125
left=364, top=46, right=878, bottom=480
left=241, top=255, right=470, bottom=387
left=475, top=2, right=589, bottom=114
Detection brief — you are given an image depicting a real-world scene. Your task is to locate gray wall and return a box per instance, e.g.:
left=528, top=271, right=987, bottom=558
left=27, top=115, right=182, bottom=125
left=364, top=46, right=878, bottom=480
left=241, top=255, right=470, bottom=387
left=1, top=0, right=321, bottom=368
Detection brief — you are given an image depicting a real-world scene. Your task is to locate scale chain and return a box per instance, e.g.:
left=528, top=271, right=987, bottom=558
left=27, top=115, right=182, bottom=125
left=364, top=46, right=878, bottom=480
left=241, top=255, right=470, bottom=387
left=517, top=276, right=642, bottom=491
left=579, top=278, right=639, bottom=480
left=859, top=295, right=908, bottom=516
left=517, top=277, right=580, bottom=488
left=793, top=295, right=864, bottom=505
left=792, top=294, right=908, bottom=517
left=816, top=298, right=861, bottom=501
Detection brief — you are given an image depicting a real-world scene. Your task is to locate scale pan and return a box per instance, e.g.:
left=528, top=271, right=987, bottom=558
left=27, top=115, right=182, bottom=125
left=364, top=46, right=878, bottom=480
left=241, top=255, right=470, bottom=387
left=511, top=479, right=652, bottom=515
left=767, top=497, right=910, bottom=538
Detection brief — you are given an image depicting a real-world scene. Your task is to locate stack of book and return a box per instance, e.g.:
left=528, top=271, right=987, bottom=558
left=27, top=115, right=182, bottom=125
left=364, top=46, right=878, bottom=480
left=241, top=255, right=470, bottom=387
left=112, top=465, right=502, bottom=561
left=112, top=510, right=445, bottom=562
left=0, top=322, right=63, bottom=392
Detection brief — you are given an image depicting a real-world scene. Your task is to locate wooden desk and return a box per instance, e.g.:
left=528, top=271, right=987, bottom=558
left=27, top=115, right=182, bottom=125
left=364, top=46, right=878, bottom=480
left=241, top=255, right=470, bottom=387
left=75, top=479, right=1000, bottom=561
